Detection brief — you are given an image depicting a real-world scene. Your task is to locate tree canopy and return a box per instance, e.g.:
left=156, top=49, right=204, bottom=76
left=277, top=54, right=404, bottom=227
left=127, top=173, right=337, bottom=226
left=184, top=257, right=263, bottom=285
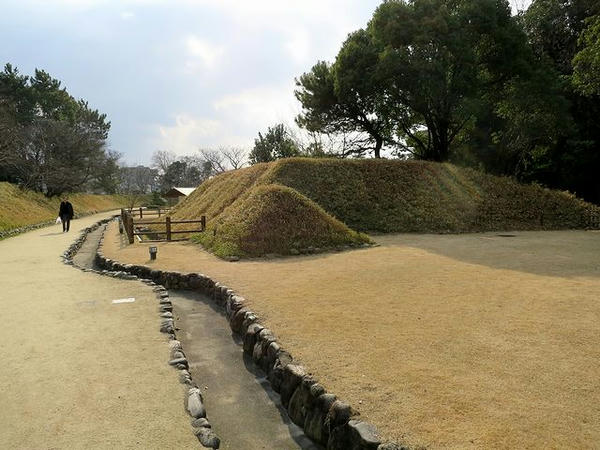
left=293, top=0, right=600, bottom=203
left=249, top=124, right=300, bottom=164
left=0, top=64, right=116, bottom=196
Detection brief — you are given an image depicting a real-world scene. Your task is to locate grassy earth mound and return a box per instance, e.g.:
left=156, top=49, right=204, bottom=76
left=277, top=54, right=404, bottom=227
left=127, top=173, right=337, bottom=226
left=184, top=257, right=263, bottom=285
left=190, top=184, right=371, bottom=258
left=263, top=158, right=593, bottom=232
left=171, top=158, right=596, bottom=259
left=0, top=182, right=127, bottom=232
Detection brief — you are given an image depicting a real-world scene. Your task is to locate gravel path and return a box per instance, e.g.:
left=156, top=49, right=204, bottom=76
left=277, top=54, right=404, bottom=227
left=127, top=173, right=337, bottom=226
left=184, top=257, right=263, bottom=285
left=0, top=212, right=197, bottom=449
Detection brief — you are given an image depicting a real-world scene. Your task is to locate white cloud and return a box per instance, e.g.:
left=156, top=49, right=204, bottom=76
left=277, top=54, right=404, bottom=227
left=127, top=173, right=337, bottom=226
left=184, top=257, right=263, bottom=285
left=150, top=113, right=223, bottom=155
left=184, top=35, right=225, bottom=71
left=284, top=29, right=311, bottom=65
left=120, top=11, right=134, bottom=19
left=213, top=83, right=299, bottom=130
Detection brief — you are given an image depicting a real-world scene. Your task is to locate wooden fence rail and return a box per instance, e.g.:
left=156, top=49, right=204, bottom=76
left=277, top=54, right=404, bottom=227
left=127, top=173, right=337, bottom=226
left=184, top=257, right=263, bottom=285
left=120, top=209, right=205, bottom=244
left=126, top=206, right=171, bottom=219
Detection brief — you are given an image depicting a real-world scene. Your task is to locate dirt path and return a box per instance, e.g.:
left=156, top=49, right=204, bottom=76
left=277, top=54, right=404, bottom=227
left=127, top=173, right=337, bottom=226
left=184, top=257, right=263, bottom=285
left=0, top=213, right=197, bottom=449
left=102, top=222, right=600, bottom=449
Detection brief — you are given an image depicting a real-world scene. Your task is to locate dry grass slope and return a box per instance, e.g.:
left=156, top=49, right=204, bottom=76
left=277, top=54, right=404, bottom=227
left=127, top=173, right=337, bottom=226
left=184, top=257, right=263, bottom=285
left=171, top=158, right=594, bottom=258
left=190, top=184, right=370, bottom=258
left=0, top=182, right=127, bottom=232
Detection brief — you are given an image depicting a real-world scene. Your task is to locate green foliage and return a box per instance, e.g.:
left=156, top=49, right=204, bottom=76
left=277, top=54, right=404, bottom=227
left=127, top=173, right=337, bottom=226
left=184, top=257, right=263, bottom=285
left=248, top=123, right=300, bottom=164
left=295, top=30, right=391, bottom=158
left=0, top=63, right=116, bottom=196
left=572, top=15, right=600, bottom=96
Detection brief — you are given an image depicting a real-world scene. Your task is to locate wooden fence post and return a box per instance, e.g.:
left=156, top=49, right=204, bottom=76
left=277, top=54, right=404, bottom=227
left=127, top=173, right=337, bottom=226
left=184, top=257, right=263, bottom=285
left=201, top=215, right=206, bottom=231
left=166, top=216, right=171, bottom=241
left=158, top=208, right=161, bottom=218
left=128, top=215, right=134, bottom=244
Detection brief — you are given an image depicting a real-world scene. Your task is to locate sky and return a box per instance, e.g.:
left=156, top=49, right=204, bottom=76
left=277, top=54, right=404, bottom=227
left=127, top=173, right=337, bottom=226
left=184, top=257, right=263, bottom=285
left=0, top=0, right=530, bottom=166
left=0, top=0, right=383, bottom=165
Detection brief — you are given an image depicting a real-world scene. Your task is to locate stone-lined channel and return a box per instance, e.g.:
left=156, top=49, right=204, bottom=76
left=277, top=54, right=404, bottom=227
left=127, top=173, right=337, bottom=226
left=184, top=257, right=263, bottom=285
left=75, top=222, right=319, bottom=449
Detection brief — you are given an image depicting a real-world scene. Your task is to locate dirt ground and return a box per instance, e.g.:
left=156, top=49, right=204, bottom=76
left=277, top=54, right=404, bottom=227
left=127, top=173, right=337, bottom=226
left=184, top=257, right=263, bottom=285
left=0, top=214, right=197, bottom=449
left=103, top=221, right=600, bottom=449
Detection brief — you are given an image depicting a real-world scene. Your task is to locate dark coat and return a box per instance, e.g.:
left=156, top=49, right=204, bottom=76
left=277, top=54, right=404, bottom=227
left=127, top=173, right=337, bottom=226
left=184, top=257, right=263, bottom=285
left=59, top=201, right=74, bottom=219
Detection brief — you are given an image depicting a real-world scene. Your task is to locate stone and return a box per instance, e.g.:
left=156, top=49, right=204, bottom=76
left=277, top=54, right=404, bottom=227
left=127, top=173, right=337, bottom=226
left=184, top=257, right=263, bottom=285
left=226, top=295, right=244, bottom=318
left=160, top=319, right=174, bottom=333
left=327, top=400, right=354, bottom=430
left=280, top=364, right=306, bottom=408
left=191, top=417, right=211, bottom=428
left=160, top=312, right=173, bottom=319
left=268, top=351, right=293, bottom=393
left=172, top=350, right=185, bottom=360
left=327, top=419, right=381, bottom=450
left=304, top=393, right=337, bottom=445
left=229, top=307, right=249, bottom=333
left=160, top=304, right=173, bottom=312
left=241, top=313, right=259, bottom=335
left=179, top=371, right=193, bottom=385
left=263, top=341, right=281, bottom=374
left=169, top=340, right=182, bottom=351
left=169, top=357, right=188, bottom=368
left=187, top=388, right=206, bottom=419
left=194, top=427, right=220, bottom=449
left=257, top=333, right=278, bottom=373
left=377, top=444, right=410, bottom=450
left=287, top=375, right=317, bottom=426
left=243, top=323, right=264, bottom=355
left=159, top=292, right=169, bottom=298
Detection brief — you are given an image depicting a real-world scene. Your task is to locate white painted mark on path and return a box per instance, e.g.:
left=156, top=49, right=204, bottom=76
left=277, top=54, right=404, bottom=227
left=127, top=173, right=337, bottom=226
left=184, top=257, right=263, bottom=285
left=112, top=297, right=136, bottom=304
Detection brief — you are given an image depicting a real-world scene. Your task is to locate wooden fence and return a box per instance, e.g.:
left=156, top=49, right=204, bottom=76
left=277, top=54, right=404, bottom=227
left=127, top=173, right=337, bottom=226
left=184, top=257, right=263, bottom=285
left=120, top=208, right=206, bottom=244
left=126, top=206, right=171, bottom=218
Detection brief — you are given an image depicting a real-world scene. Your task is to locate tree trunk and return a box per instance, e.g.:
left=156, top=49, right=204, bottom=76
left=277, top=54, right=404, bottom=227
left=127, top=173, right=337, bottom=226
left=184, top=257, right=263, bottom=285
left=374, top=137, right=382, bottom=159
left=430, top=119, right=450, bottom=162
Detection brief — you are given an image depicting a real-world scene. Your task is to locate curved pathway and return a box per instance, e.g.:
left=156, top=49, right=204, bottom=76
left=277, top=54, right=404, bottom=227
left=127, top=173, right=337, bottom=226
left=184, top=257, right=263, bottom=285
left=0, top=212, right=197, bottom=449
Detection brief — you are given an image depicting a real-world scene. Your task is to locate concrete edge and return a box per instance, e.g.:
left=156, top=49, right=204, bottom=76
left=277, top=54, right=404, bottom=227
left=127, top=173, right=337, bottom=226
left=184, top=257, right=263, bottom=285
left=61, top=216, right=221, bottom=449
left=92, top=219, right=410, bottom=450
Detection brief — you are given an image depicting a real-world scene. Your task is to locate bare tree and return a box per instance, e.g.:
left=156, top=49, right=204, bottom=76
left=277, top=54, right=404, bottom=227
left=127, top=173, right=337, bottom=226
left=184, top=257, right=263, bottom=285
left=151, top=150, right=177, bottom=175
left=221, top=146, right=247, bottom=170
left=198, top=148, right=227, bottom=174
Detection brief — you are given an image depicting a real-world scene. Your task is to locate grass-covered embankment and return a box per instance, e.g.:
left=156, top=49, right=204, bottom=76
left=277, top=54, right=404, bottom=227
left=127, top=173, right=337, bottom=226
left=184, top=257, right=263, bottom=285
left=191, top=184, right=370, bottom=258
left=171, top=158, right=596, bottom=259
left=0, top=182, right=127, bottom=233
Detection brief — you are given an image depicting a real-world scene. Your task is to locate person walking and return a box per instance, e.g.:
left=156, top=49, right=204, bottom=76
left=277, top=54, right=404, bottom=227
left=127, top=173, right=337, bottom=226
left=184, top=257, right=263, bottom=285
left=59, top=197, right=74, bottom=232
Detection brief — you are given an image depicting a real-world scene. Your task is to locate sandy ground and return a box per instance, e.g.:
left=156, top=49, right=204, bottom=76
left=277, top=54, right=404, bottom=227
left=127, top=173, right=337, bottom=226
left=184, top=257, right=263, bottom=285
left=0, top=213, right=197, bottom=449
left=103, top=221, right=600, bottom=449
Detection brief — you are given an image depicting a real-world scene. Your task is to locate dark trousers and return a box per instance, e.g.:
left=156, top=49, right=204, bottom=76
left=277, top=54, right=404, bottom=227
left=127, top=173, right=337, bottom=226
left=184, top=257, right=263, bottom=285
left=61, top=215, right=71, bottom=232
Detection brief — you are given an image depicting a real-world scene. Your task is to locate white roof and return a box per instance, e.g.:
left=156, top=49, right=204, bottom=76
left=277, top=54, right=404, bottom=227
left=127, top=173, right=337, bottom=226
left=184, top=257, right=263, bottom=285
left=170, top=187, right=196, bottom=196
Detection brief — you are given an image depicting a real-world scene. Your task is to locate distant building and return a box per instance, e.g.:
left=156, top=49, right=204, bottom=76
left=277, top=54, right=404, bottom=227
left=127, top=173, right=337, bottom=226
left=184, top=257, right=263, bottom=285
left=164, top=187, right=196, bottom=205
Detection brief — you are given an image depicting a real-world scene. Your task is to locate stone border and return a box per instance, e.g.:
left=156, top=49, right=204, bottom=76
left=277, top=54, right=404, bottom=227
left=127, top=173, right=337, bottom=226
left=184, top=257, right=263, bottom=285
left=94, top=221, right=409, bottom=450
left=61, top=217, right=221, bottom=449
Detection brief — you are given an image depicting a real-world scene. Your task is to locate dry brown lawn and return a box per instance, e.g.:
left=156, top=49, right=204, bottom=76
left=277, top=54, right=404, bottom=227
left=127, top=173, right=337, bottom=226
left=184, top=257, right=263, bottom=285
left=103, top=221, right=600, bottom=449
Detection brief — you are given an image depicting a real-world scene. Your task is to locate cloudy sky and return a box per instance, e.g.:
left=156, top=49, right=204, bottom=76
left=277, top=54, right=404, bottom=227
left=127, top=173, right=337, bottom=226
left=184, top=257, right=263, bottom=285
left=1, top=0, right=385, bottom=164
